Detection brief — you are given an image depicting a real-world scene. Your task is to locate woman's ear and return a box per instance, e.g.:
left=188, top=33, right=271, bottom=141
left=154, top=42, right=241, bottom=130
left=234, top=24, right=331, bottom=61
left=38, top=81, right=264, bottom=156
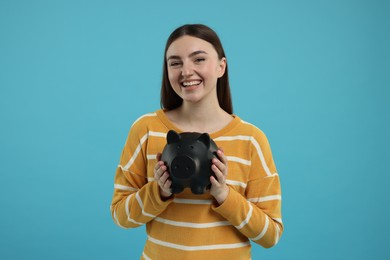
left=217, top=57, right=227, bottom=78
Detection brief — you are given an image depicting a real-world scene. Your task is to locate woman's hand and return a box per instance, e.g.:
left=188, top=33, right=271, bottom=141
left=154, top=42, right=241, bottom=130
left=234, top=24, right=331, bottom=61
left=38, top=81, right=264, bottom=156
left=210, top=148, right=229, bottom=204
left=154, top=153, right=173, bottom=200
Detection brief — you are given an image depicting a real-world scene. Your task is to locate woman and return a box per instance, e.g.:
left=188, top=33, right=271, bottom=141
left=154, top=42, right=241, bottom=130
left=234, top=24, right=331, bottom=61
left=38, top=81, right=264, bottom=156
left=111, top=24, right=283, bottom=259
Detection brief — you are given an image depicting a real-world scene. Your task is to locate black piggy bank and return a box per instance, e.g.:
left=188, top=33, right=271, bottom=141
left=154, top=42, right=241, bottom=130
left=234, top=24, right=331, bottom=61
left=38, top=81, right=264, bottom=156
left=161, top=130, right=219, bottom=194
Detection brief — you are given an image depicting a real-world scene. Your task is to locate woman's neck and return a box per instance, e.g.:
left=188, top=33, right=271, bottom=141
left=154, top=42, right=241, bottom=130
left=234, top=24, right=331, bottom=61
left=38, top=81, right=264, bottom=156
left=167, top=100, right=232, bottom=133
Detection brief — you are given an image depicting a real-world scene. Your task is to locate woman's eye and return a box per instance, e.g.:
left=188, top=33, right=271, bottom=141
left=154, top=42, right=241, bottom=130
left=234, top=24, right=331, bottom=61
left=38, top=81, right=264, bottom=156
left=195, top=58, right=205, bottom=63
left=169, top=61, right=181, bottom=67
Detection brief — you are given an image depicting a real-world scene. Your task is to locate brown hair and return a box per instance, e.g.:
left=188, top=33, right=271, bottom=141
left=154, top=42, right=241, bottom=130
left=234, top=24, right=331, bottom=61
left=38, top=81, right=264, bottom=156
left=160, top=24, right=233, bottom=114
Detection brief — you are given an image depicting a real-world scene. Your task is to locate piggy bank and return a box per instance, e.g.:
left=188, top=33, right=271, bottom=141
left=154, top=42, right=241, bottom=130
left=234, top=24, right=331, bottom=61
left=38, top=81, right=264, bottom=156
left=161, top=130, right=219, bottom=194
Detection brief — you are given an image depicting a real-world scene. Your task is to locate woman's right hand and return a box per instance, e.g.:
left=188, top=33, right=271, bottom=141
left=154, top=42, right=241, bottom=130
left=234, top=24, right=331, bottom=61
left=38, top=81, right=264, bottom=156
left=154, top=153, right=173, bottom=199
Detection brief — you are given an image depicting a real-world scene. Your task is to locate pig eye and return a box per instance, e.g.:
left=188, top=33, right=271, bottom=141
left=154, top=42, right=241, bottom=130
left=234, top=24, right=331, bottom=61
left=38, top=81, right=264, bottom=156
left=190, top=145, right=194, bottom=149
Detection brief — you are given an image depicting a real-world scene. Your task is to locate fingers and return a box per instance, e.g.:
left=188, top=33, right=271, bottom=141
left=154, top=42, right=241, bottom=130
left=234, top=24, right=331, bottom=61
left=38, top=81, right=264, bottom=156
left=210, top=175, right=222, bottom=186
left=154, top=157, right=172, bottom=197
left=216, top=148, right=228, bottom=165
left=210, top=174, right=230, bottom=204
left=160, top=172, right=172, bottom=189
left=211, top=149, right=228, bottom=187
left=212, top=149, right=228, bottom=173
left=156, top=152, right=162, bottom=162
left=159, top=171, right=169, bottom=184
left=154, top=161, right=166, bottom=178
left=211, top=164, right=226, bottom=185
left=154, top=153, right=167, bottom=179
left=212, top=157, right=227, bottom=174
left=210, top=149, right=230, bottom=204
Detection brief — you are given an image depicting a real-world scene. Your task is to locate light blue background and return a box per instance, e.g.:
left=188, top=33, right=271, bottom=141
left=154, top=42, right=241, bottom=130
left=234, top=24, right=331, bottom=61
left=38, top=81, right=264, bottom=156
left=0, top=0, right=389, bottom=259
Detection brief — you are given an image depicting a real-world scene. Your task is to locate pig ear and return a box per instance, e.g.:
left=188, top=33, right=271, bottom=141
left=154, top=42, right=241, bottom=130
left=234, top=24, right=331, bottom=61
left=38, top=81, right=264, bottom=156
left=197, top=133, right=211, bottom=148
left=167, top=130, right=180, bottom=144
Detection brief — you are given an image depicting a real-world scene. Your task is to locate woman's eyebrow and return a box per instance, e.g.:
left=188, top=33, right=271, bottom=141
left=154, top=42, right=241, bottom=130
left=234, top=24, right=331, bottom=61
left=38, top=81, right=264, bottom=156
left=189, top=50, right=207, bottom=57
left=167, top=50, right=208, bottom=61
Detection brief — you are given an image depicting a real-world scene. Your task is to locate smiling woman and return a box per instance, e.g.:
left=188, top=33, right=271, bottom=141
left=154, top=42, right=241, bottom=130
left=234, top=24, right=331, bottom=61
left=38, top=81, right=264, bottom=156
left=165, top=36, right=226, bottom=107
left=110, top=24, right=283, bottom=260
left=161, top=24, right=233, bottom=115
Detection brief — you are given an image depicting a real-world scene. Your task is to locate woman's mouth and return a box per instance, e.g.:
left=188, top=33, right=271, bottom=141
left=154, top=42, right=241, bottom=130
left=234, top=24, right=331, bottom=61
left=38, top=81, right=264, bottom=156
left=181, top=80, right=202, bottom=88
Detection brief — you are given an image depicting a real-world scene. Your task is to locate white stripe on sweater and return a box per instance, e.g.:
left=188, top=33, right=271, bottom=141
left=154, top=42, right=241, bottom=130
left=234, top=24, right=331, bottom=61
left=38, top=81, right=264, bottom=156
left=147, top=154, right=157, bottom=160
left=147, top=235, right=250, bottom=251
left=154, top=217, right=230, bottom=228
left=274, top=222, right=281, bottom=245
left=124, top=113, right=157, bottom=145
left=173, top=198, right=212, bottom=205
left=125, top=194, right=132, bottom=219
left=114, top=184, right=139, bottom=192
left=149, top=131, right=167, bottom=138
left=226, top=156, right=251, bottom=166
left=214, top=135, right=252, bottom=142
left=113, top=209, right=127, bottom=229
left=251, top=215, right=269, bottom=241
left=124, top=194, right=143, bottom=226
left=123, top=133, right=148, bottom=170
left=215, top=135, right=276, bottom=177
left=226, top=180, right=247, bottom=189
left=142, top=252, right=151, bottom=260
left=235, top=202, right=253, bottom=230
left=136, top=192, right=157, bottom=218
left=249, top=137, right=273, bottom=177
left=123, top=131, right=166, bottom=171
left=247, top=195, right=281, bottom=203
left=273, top=218, right=283, bottom=225
left=145, top=180, right=247, bottom=189
left=131, top=113, right=157, bottom=127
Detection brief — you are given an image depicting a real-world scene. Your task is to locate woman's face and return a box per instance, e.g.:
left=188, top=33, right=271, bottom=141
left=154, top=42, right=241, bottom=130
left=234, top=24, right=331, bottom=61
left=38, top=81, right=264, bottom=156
left=166, top=36, right=226, bottom=105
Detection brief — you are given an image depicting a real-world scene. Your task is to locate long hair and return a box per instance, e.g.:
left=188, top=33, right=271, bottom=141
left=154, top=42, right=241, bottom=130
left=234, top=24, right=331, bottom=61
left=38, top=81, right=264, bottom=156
left=160, top=24, right=233, bottom=114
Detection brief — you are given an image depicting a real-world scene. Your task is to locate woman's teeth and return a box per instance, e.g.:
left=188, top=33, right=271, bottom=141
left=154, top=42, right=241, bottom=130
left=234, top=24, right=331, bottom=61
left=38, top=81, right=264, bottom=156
left=182, top=81, right=201, bottom=87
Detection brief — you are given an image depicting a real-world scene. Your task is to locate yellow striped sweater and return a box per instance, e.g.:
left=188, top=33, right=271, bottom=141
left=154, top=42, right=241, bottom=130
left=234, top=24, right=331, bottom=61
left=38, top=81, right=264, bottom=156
left=110, top=109, right=283, bottom=259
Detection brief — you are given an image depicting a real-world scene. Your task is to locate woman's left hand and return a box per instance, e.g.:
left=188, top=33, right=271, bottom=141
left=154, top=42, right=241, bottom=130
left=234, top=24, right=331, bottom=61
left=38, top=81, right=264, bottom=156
left=210, top=148, right=229, bottom=204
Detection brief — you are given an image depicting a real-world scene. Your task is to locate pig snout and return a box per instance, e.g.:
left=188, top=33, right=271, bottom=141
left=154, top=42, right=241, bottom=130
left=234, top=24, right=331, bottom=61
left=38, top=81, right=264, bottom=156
left=170, top=155, right=196, bottom=179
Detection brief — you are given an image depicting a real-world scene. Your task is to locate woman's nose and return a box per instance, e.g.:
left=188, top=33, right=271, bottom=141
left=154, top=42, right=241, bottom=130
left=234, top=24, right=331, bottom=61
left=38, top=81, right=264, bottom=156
left=181, top=62, right=194, bottom=77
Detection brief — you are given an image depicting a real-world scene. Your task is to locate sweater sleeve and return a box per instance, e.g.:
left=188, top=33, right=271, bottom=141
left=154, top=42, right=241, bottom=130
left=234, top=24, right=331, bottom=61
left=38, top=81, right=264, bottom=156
left=110, top=120, right=173, bottom=228
left=212, top=130, right=283, bottom=248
